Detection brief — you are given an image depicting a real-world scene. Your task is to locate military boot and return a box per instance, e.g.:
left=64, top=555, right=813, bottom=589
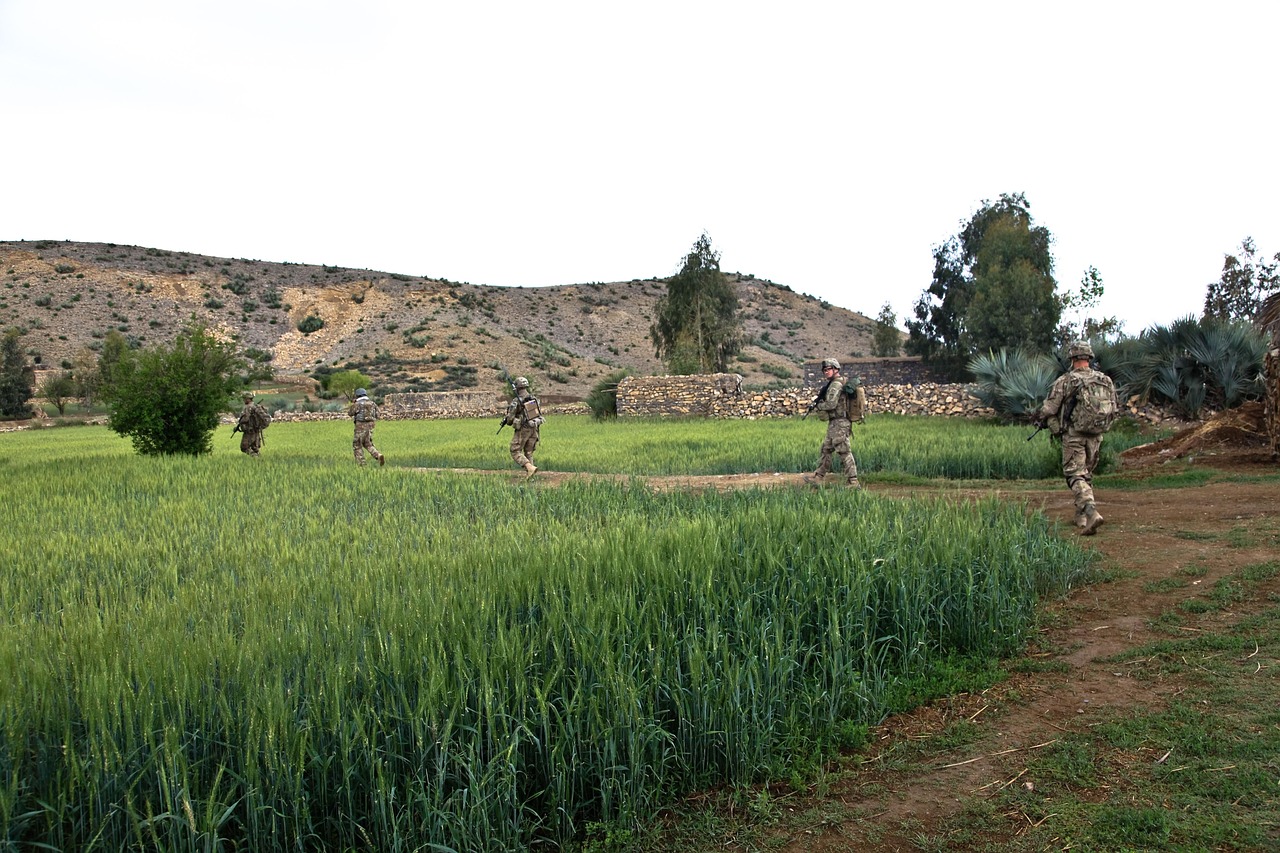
left=524, top=463, right=538, bottom=477
left=803, top=472, right=825, bottom=485
left=846, top=478, right=861, bottom=490
left=1081, top=504, right=1104, bottom=536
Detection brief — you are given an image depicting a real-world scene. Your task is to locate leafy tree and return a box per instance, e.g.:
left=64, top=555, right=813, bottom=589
left=871, top=303, right=900, bottom=357
left=965, top=214, right=1060, bottom=354
left=0, top=328, right=35, bottom=419
left=104, top=322, right=246, bottom=455
left=650, top=233, right=743, bottom=374
left=327, top=369, right=372, bottom=401
left=1203, top=237, right=1279, bottom=321
left=72, top=348, right=103, bottom=408
left=41, top=370, right=77, bottom=416
left=906, top=193, right=1059, bottom=376
left=96, top=329, right=132, bottom=398
left=1057, top=265, right=1123, bottom=346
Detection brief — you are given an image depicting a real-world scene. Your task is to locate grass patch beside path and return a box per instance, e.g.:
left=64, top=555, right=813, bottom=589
left=634, top=559, right=1280, bottom=853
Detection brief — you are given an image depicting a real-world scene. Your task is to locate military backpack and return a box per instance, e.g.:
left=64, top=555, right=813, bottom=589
left=841, top=379, right=867, bottom=422
left=1067, top=371, right=1117, bottom=435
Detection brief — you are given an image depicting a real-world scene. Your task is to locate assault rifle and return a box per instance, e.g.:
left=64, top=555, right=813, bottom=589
left=230, top=422, right=242, bottom=437
left=1026, top=419, right=1048, bottom=441
left=801, top=397, right=820, bottom=420
left=496, top=418, right=509, bottom=435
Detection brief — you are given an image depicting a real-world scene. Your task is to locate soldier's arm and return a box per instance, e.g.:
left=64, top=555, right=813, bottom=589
left=815, top=379, right=843, bottom=412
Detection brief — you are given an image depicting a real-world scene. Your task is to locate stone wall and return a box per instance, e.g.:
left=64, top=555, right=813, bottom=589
left=616, top=374, right=996, bottom=419
left=383, top=390, right=506, bottom=419
left=615, top=374, right=747, bottom=417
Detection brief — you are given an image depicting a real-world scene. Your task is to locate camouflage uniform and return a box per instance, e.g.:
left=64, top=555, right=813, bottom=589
left=806, top=358, right=860, bottom=488
left=504, top=377, right=543, bottom=476
left=236, top=393, right=269, bottom=457
left=348, top=390, right=385, bottom=466
left=1038, top=343, right=1117, bottom=535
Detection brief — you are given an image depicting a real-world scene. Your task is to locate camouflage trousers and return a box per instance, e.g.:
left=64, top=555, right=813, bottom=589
left=815, top=418, right=858, bottom=483
left=509, top=425, right=540, bottom=468
left=353, top=422, right=384, bottom=465
left=240, top=429, right=263, bottom=457
left=1061, top=431, right=1102, bottom=511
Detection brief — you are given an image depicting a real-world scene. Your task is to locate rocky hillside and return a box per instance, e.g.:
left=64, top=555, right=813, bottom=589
left=2, top=239, right=891, bottom=399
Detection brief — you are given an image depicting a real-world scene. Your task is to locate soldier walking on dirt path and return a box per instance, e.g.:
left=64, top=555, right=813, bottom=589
left=348, top=388, right=386, bottom=467
left=502, top=376, right=544, bottom=477
left=1037, top=341, right=1118, bottom=535
left=803, top=358, right=861, bottom=489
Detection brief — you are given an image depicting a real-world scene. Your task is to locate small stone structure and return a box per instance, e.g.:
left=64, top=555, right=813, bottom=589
left=615, top=374, right=746, bottom=417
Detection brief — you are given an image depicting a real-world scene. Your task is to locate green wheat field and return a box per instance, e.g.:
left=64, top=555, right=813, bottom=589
left=0, top=415, right=1118, bottom=851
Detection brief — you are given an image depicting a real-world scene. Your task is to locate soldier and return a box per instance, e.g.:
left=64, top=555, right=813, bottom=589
left=1037, top=341, right=1119, bottom=535
left=348, top=388, right=386, bottom=467
left=502, top=376, right=544, bottom=477
left=234, top=391, right=271, bottom=457
left=803, top=357, right=861, bottom=489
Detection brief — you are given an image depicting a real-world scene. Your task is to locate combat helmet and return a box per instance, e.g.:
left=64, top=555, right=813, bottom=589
left=242, top=391, right=254, bottom=401
left=513, top=376, right=530, bottom=389
left=355, top=388, right=368, bottom=398
left=821, top=358, right=840, bottom=370
left=1068, top=341, right=1094, bottom=359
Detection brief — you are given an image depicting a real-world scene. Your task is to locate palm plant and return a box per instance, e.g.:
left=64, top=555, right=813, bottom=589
left=1099, top=316, right=1266, bottom=417
left=968, top=348, right=1059, bottom=419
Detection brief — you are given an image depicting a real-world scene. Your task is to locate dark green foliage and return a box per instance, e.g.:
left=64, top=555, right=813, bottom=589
left=297, top=315, right=324, bottom=335
left=650, top=234, right=743, bottom=373
left=586, top=370, right=630, bottom=420
left=1101, top=316, right=1266, bottom=417
left=968, top=349, right=1059, bottom=418
left=104, top=322, right=245, bottom=455
left=0, top=328, right=35, bottom=418
left=907, top=193, right=1060, bottom=377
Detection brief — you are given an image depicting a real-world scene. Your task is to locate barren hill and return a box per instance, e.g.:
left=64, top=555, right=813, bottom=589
left=2, top=239, right=890, bottom=399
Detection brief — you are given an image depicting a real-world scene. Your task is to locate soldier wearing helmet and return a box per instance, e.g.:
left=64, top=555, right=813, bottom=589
left=347, top=387, right=386, bottom=467
left=502, top=375, right=544, bottom=477
left=1036, top=341, right=1118, bottom=535
left=234, top=391, right=271, bottom=457
left=803, top=357, right=861, bottom=489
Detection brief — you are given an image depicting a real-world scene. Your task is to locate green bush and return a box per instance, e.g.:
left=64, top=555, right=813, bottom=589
left=585, top=370, right=630, bottom=420
left=297, top=315, right=324, bottom=335
left=103, top=321, right=244, bottom=455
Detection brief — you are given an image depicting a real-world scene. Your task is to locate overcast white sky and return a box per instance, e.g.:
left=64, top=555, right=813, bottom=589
left=2, top=1, right=1276, bottom=336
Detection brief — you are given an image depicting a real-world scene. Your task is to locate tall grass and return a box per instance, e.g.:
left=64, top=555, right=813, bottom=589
left=0, top=423, right=1095, bottom=850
